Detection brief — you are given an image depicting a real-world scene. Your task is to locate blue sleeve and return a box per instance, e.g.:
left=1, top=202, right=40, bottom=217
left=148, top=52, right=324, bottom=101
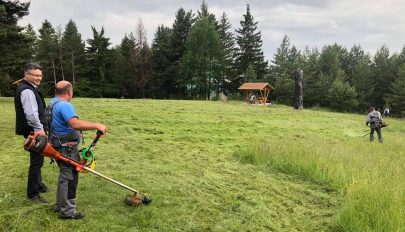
left=60, top=103, right=77, bottom=122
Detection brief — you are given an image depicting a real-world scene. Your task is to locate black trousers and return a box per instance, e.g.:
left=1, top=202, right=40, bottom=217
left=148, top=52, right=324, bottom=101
left=27, top=150, right=45, bottom=198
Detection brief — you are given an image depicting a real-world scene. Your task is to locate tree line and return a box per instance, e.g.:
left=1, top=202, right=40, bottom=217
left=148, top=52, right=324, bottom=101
left=1, top=0, right=405, bottom=116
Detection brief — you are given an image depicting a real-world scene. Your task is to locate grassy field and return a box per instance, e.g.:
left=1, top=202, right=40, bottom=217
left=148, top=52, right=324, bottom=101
left=0, top=97, right=403, bottom=231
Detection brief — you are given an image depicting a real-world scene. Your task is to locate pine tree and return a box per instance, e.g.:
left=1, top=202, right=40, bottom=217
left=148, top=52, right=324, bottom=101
left=235, top=4, right=268, bottom=83
left=319, top=44, right=346, bottom=78
left=328, top=69, right=358, bottom=112
left=308, top=44, right=347, bottom=107
left=372, top=45, right=396, bottom=108
left=345, top=44, right=366, bottom=84
left=352, top=57, right=374, bottom=111
left=180, top=17, right=222, bottom=99
left=301, top=47, right=323, bottom=107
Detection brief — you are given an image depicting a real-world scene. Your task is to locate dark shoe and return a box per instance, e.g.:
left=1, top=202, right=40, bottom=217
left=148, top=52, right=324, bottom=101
left=60, top=212, right=85, bottom=220
left=28, top=195, right=49, bottom=204
left=39, top=183, right=48, bottom=193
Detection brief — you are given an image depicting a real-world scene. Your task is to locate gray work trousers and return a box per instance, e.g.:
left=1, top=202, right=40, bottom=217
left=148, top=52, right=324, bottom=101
left=370, top=127, right=383, bottom=143
left=54, top=146, right=80, bottom=217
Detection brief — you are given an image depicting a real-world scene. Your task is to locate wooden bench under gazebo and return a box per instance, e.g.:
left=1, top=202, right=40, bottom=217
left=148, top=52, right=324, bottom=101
left=238, top=82, right=274, bottom=105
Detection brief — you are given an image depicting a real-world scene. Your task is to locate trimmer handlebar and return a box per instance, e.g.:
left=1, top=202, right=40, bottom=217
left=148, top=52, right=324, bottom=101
left=89, top=130, right=103, bottom=149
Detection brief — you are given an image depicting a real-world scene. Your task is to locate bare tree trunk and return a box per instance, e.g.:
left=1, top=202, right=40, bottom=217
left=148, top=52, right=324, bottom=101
left=71, top=52, right=75, bottom=88
left=59, top=47, right=65, bottom=80
left=51, top=59, right=56, bottom=85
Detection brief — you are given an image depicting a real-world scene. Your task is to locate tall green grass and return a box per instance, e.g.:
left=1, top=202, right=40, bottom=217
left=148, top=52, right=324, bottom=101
left=237, top=134, right=405, bottom=231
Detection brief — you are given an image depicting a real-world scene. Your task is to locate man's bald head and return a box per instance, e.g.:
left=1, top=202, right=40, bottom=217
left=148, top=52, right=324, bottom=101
left=55, top=81, right=72, bottom=95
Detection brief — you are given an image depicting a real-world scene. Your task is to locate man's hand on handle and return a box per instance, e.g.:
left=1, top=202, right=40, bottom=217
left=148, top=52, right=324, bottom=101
left=96, top=124, right=107, bottom=135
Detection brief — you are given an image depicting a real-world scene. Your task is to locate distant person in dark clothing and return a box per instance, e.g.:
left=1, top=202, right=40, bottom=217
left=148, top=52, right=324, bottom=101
left=14, top=63, right=49, bottom=203
left=383, top=107, right=390, bottom=117
left=366, top=107, right=383, bottom=143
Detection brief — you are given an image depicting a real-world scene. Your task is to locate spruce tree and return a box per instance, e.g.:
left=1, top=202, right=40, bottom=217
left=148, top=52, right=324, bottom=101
left=270, top=35, right=303, bottom=105
left=24, top=24, right=38, bottom=61
left=168, top=8, right=194, bottom=98
left=61, top=19, right=85, bottom=88
left=0, top=0, right=32, bottom=96
left=151, top=25, right=172, bottom=98
left=387, top=64, right=405, bottom=117
left=86, top=26, right=112, bottom=97
left=270, top=35, right=293, bottom=104
left=119, top=33, right=137, bottom=98
left=37, top=20, right=60, bottom=95
left=234, top=4, right=268, bottom=83
left=196, top=0, right=218, bottom=29
left=245, top=64, right=257, bottom=82
left=218, top=12, right=235, bottom=95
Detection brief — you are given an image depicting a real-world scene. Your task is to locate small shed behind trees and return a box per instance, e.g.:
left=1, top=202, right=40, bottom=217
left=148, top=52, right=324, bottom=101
left=238, top=82, right=274, bottom=105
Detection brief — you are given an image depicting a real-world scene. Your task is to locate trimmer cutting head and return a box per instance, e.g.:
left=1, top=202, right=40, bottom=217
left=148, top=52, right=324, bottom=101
left=124, top=193, right=152, bottom=206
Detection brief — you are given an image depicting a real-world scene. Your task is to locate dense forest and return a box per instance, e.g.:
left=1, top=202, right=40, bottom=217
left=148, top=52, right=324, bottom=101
left=1, top=1, right=405, bottom=116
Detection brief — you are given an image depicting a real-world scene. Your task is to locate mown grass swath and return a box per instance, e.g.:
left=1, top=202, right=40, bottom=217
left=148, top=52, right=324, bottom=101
left=0, top=97, right=403, bottom=231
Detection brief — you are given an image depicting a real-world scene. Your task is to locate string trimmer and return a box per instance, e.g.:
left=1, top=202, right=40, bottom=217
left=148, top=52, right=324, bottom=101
left=24, top=131, right=152, bottom=206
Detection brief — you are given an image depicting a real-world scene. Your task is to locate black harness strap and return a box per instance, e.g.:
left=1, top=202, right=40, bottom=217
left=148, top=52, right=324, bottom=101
left=46, top=100, right=62, bottom=138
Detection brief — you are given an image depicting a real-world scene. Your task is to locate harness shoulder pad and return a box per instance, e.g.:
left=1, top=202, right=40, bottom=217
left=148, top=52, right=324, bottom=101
left=46, top=100, right=63, bottom=137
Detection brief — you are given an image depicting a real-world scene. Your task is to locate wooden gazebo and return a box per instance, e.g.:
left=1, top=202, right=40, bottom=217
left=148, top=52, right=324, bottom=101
left=238, top=82, right=274, bottom=105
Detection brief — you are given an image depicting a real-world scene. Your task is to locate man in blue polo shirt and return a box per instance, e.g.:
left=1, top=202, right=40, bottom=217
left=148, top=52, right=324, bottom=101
left=48, top=80, right=106, bottom=220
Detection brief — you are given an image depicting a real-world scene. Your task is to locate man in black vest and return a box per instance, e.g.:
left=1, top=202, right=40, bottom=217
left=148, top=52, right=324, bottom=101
left=14, top=63, right=49, bottom=203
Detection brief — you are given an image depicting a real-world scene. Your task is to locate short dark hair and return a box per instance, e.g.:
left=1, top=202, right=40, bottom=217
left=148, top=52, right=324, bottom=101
left=369, top=106, right=375, bottom=112
left=55, top=82, right=72, bottom=95
left=24, top=63, right=42, bottom=72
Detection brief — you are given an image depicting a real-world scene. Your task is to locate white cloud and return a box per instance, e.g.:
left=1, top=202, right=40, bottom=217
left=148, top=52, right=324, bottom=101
left=19, top=0, right=405, bottom=61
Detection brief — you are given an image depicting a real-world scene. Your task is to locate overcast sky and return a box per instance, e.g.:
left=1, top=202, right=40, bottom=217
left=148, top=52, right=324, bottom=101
left=19, top=0, right=405, bottom=62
